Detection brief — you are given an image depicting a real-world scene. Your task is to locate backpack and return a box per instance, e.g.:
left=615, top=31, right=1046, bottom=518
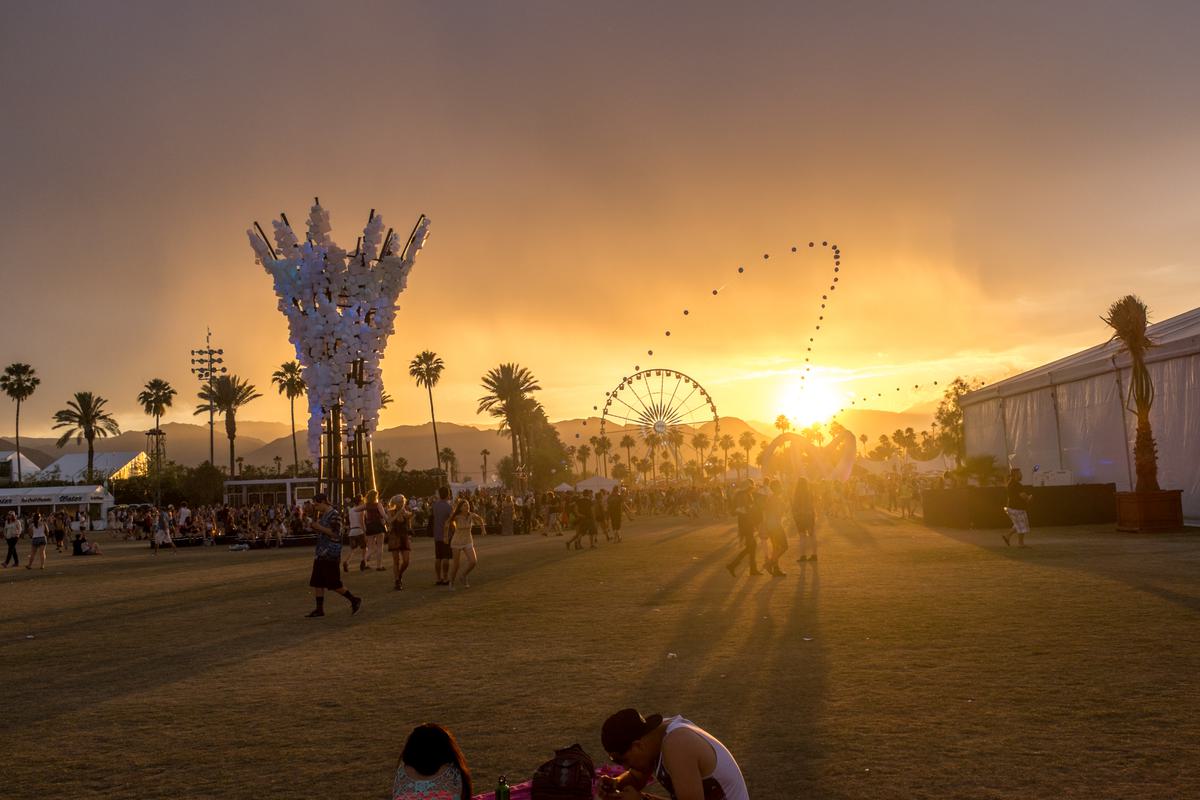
left=531, top=744, right=594, bottom=799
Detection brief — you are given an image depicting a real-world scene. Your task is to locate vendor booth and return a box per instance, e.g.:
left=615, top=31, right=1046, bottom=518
left=0, top=485, right=115, bottom=527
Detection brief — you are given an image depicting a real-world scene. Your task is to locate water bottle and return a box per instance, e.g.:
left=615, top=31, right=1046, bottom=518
left=496, top=775, right=510, bottom=800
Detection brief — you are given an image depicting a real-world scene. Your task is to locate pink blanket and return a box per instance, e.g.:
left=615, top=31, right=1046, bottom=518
left=471, top=763, right=626, bottom=800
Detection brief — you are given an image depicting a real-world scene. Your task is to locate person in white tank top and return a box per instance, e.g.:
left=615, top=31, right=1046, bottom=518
left=600, top=708, right=748, bottom=800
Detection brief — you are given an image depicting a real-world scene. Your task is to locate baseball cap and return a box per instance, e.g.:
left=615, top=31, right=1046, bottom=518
left=601, top=708, right=663, bottom=756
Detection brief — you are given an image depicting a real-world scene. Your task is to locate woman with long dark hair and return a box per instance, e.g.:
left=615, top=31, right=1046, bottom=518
left=792, top=477, right=817, bottom=562
left=392, top=723, right=472, bottom=800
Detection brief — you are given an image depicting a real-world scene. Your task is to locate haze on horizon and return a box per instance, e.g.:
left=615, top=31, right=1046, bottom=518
left=3, top=1, right=1199, bottom=439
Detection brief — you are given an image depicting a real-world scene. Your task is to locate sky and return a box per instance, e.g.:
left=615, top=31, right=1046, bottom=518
left=2, top=1, right=1199, bottom=438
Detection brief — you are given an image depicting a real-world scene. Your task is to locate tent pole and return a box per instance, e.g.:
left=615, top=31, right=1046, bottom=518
left=1050, top=386, right=1065, bottom=471
left=999, top=397, right=1011, bottom=468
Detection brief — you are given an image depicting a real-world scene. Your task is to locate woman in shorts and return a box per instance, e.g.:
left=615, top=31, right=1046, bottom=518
left=26, top=513, right=48, bottom=569
left=387, top=495, right=413, bottom=590
left=446, top=498, right=482, bottom=590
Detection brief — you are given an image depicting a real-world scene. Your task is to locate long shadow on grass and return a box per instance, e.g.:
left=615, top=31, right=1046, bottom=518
left=823, top=517, right=880, bottom=549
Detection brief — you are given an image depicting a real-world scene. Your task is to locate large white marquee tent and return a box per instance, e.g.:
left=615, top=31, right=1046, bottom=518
left=961, top=307, right=1200, bottom=519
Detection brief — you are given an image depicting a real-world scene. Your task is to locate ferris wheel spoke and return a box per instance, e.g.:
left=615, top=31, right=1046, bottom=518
left=610, top=391, right=649, bottom=424
left=625, top=377, right=657, bottom=421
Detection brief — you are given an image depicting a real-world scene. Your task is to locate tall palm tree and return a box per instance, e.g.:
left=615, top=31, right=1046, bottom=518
left=775, top=414, right=792, bottom=434
left=644, top=432, right=662, bottom=482
left=480, top=448, right=491, bottom=482
left=52, top=392, right=121, bottom=484
left=137, top=378, right=176, bottom=502
left=478, top=363, right=541, bottom=472
left=576, top=444, right=591, bottom=478
left=718, top=433, right=735, bottom=478
left=1103, top=295, right=1160, bottom=492
left=1, top=363, right=40, bottom=483
left=730, top=451, right=748, bottom=480
left=195, top=374, right=262, bottom=477
left=595, top=435, right=612, bottom=478
left=666, top=428, right=685, bottom=475
left=738, top=431, right=758, bottom=475
left=690, top=432, right=711, bottom=474
left=620, top=434, right=636, bottom=473
left=439, top=447, right=458, bottom=481
left=409, top=351, right=446, bottom=482
left=271, top=361, right=306, bottom=477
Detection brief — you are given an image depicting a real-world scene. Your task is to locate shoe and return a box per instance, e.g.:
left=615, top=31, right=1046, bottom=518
left=350, top=597, right=363, bottom=615
left=394, top=580, right=403, bottom=591
left=305, top=609, right=325, bottom=618
left=375, top=567, right=386, bottom=572
left=448, top=583, right=455, bottom=591
left=463, top=577, right=470, bottom=588
left=342, top=562, right=349, bottom=572
left=725, top=563, right=737, bottom=577
left=1002, top=533, right=1011, bottom=546
left=359, top=562, right=367, bottom=572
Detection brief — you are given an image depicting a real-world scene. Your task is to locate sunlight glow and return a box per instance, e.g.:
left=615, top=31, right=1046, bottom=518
left=777, top=377, right=843, bottom=428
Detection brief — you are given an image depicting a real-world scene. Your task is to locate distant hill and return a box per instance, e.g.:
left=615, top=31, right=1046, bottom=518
left=828, top=408, right=936, bottom=445
left=14, top=422, right=268, bottom=468
left=0, top=438, right=55, bottom=469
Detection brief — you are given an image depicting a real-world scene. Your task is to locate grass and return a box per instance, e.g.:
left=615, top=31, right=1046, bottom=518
left=3, top=511, right=1200, bottom=799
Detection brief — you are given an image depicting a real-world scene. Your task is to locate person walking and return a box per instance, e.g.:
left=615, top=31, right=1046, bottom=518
left=431, top=486, right=453, bottom=586
left=306, top=493, right=362, bottom=618
left=343, top=493, right=368, bottom=572
left=500, top=494, right=515, bottom=536
left=726, top=481, right=761, bottom=576
left=447, top=497, right=481, bottom=589
left=3, top=511, right=22, bottom=567
left=792, top=477, right=817, bottom=562
left=607, top=487, right=624, bottom=544
left=387, top=495, right=413, bottom=590
left=762, top=479, right=789, bottom=576
left=359, top=490, right=389, bottom=571
left=1003, top=468, right=1034, bottom=547
left=154, top=507, right=178, bottom=554
left=25, top=512, right=48, bottom=569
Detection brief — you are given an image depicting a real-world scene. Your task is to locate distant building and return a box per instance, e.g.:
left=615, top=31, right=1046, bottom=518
left=0, top=451, right=43, bottom=485
left=35, top=451, right=149, bottom=483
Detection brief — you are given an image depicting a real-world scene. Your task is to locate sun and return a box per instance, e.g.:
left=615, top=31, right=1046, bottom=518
left=777, top=377, right=843, bottom=428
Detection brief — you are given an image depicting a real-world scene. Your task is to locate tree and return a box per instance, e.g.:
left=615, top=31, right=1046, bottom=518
left=636, top=457, right=651, bottom=483
left=594, top=435, right=612, bottom=477
left=666, top=428, right=685, bottom=475
left=774, top=415, right=792, bottom=434
left=738, top=431, right=758, bottom=473
left=195, top=374, right=262, bottom=478
left=690, top=432, right=711, bottom=473
left=439, top=447, right=459, bottom=482
left=0, top=363, right=39, bottom=484
left=395, top=456, right=408, bottom=474
left=236, top=456, right=245, bottom=477
left=859, top=433, right=869, bottom=456
left=799, top=424, right=825, bottom=446
left=660, top=461, right=675, bottom=481
left=868, top=434, right=899, bottom=461
left=891, top=427, right=918, bottom=460
left=137, top=378, right=176, bottom=503
left=409, top=351, right=446, bottom=483
left=612, top=461, right=630, bottom=483
left=620, top=434, right=637, bottom=473
left=729, top=451, right=748, bottom=480
left=718, top=434, right=735, bottom=478
left=478, top=363, right=541, bottom=475
left=644, top=432, right=662, bottom=482
left=52, top=391, right=121, bottom=484
left=576, top=444, right=591, bottom=478
left=480, top=448, right=490, bottom=482
left=271, top=361, right=306, bottom=477
left=932, top=376, right=984, bottom=467
left=1104, top=295, right=1161, bottom=491
left=273, top=455, right=283, bottom=475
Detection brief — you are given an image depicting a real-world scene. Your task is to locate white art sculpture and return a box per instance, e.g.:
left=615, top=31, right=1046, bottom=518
left=247, top=200, right=430, bottom=489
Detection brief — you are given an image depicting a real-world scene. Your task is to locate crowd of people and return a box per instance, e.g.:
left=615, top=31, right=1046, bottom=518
left=3, top=508, right=103, bottom=569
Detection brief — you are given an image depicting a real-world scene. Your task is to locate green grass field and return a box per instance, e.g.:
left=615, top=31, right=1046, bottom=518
left=3, top=512, right=1199, bottom=799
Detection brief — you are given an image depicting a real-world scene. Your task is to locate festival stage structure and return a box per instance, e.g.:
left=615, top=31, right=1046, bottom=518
left=248, top=200, right=431, bottom=506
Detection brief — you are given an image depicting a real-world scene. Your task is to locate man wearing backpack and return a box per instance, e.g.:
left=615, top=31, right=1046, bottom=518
left=599, top=708, right=748, bottom=800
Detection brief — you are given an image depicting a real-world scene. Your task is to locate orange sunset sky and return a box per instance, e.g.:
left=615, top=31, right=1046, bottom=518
left=3, top=2, right=1198, bottom=437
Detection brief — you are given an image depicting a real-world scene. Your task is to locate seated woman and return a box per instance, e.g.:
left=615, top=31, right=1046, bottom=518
left=392, top=723, right=471, bottom=800
left=73, top=533, right=103, bottom=556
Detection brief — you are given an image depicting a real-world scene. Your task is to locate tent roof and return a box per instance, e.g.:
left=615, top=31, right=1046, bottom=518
left=0, top=485, right=114, bottom=505
left=553, top=482, right=575, bottom=492
left=35, top=452, right=145, bottom=482
left=962, top=306, right=1200, bottom=407
left=575, top=475, right=618, bottom=491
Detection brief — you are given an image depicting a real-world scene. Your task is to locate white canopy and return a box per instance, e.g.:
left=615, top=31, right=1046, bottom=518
left=0, top=485, right=115, bottom=518
left=961, top=306, right=1200, bottom=518
left=575, top=475, right=619, bottom=492
left=553, top=482, right=575, bottom=492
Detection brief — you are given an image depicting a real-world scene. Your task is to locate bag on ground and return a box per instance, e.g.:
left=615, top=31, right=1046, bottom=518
left=531, top=743, right=594, bottom=799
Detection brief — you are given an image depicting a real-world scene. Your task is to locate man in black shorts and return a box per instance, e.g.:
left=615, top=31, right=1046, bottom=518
left=306, top=494, right=362, bottom=618
left=431, top=486, right=453, bottom=585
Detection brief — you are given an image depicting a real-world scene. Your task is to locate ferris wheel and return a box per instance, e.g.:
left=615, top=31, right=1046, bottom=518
left=599, top=369, right=720, bottom=440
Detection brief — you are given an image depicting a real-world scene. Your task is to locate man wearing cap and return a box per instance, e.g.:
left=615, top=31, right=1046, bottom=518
left=306, top=494, right=362, bottom=618
left=599, top=708, right=748, bottom=800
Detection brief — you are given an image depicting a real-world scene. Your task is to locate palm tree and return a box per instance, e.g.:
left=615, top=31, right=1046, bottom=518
left=236, top=456, right=245, bottom=477
left=439, top=447, right=458, bottom=481
left=0, top=363, right=39, bottom=483
left=395, top=456, right=408, bottom=473
left=480, top=448, right=491, bottom=482
left=738, top=431, right=757, bottom=475
left=666, top=428, right=685, bottom=476
left=274, top=455, right=283, bottom=475
left=775, top=414, right=792, bottom=434
left=644, top=432, right=662, bottom=482
left=478, top=363, right=541, bottom=473
left=195, top=374, right=262, bottom=477
left=690, top=432, right=711, bottom=472
left=271, top=361, right=306, bottom=477
left=137, top=378, right=176, bottom=503
left=576, top=444, right=591, bottom=478
left=52, top=392, right=121, bottom=483
left=718, top=433, right=735, bottom=479
left=594, top=435, right=612, bottom=477
left=730, top=451, right=748, bottom=480
left=620, top=434, right=636, bottom=473
left=1103, top=295, right=1161, bottom=492
left=859, top=433, right=869, bottom=457
left=409, top=351, right=446, bottom=482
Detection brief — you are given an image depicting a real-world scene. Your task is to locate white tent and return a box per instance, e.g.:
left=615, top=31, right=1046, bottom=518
left=35, top=451, right=148, bottom=483
left=575, top=475, right=618, bottom=492
left=961, top=307, right=1200, bottom=518
left=0, top=485, right=115, bottom=525
left=553, top=482, right=575, bottom=492
left=0, top=451, right=42, bottom=483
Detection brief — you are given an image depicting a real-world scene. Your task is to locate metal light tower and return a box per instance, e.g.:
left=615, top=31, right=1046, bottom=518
left=190, top=328, right=226, bottom=466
